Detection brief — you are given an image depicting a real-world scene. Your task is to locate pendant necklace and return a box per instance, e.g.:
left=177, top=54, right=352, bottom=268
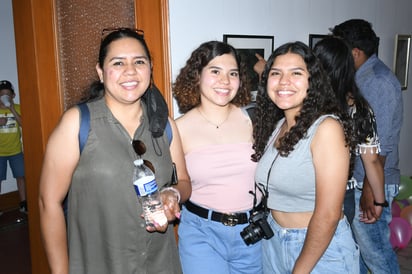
left=197, top=106, right=231, bottom=129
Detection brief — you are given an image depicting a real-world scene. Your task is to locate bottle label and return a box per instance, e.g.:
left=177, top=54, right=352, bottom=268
left=133, top=176, right=158, bottom=196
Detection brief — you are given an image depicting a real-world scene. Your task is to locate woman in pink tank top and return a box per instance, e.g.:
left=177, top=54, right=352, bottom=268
left=173, top=40, right=263, bottom=274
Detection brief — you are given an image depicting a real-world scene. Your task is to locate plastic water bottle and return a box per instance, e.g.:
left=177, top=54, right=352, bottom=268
left=132, top=159, right=168, bottom=227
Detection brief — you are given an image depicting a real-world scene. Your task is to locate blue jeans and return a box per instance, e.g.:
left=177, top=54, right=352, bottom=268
left=0, top=152, right=25, bottom=180
left=178, top=205, right=262, bottom=274
left=262, top=214, right=359, bottom=274
left=351, top=184, right=400, bottom=274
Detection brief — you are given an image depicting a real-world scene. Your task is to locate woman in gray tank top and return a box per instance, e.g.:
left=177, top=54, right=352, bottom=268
left=253, top=41, right=359, bottom=274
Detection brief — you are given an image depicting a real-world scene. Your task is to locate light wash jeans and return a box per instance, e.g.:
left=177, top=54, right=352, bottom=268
left=262, top=214, right=359, bottom=274
left=351, top=184, right=400, bottom=274
left=178, top=205, right=262, bottom=274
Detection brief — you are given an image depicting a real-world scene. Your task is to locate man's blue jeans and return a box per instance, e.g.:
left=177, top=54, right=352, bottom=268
left=351, top=184, right=400, bottom=274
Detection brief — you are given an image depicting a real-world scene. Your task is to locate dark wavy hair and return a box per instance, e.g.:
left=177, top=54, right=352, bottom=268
left=252, top=41, right=352, bottom=162
left=83, top=28, right=152, bottom=101
left=331, top=19, right=379, bottom=57
left=313, top=36, right=375, bottom=144
left=173, top=41, right=251, bottom=114
left=313, top=36, right=374, bottom=177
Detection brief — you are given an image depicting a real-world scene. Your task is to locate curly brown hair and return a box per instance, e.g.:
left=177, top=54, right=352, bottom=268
left=173, top=41, right=251, bottom=114
left=252, top=41, right=354, bottom=162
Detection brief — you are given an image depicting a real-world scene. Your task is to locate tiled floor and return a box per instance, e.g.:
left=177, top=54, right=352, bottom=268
left=0, top=208, right=411, bottom=274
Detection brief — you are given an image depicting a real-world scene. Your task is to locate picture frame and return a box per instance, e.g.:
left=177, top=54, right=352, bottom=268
left=223, top=34, right=274, bottom=100
left=308, top=34, right=328, bottom=49
left=393, top=34, right=412, bottom=90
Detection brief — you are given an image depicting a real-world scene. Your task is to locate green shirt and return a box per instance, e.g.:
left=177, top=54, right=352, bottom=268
left=0, top=104, right=22, bottom=156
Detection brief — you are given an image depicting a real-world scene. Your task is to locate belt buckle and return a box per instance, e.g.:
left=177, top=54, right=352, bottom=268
left=221, top=214, right=239, bottom=226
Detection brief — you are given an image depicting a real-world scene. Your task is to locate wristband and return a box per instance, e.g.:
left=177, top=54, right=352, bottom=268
left=373, top=200, right=389, bottom=207
left=161, top=187, right=181, bottom=203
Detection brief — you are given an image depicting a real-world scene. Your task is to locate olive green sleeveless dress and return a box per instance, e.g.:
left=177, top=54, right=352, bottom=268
left=68, top=98, right=181, bottom=274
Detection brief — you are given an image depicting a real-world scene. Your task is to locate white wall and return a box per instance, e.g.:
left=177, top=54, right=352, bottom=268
left=0, top=0, right=19, bottom=96
left=0, top=0, right=20, bottom=194
left=169, top=0, right=412, bottom=176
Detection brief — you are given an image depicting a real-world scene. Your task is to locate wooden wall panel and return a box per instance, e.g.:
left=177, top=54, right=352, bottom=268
left=56, top=0, right=135, bottom=109
left=12, top=0, right=61, bottom=273
left=135, top=0, right=173, bottom=115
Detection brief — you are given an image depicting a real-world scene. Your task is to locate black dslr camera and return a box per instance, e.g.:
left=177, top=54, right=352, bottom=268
left=240, top=209, right=274, bottom=246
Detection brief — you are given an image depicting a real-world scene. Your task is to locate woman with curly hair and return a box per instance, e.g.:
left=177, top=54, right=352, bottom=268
left=313, top=36, right=385, bottom=226
left=173, top=40, right=261, bottom=273
left=253, top=41, right=359, bottom=273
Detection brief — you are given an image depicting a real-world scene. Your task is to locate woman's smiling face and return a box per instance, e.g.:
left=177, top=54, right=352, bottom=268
left=96, top=37, right=152, bottom=104
left=266, top=52, right=310, bottom=115
left=198, top=53, right=240, bottom=107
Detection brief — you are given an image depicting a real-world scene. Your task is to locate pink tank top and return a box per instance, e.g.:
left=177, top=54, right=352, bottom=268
left=185, top=142, right=257, bottom=212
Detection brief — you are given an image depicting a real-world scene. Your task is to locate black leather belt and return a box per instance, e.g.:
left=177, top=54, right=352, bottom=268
left=185, top=200, right=250, bottom=226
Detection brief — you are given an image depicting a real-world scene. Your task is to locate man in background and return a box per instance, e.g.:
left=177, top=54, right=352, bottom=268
left=331, top=19, right=403, bottom=274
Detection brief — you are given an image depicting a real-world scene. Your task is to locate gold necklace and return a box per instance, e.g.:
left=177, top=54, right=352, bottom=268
left=197, top=106, right=231, bottom=129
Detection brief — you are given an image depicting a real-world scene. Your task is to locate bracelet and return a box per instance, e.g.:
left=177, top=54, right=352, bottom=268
left=161, top=187, right=181, bottom=203
left=373, top=200, right=389, bottom=207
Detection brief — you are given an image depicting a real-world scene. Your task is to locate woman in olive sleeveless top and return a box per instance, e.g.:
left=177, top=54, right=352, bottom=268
left=39, top=28, right=191, bottom=274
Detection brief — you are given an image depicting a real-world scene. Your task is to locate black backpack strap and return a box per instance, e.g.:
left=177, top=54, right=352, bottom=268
left=77, top=103, right=90, bottom=153
left=64, top=103, right=90, bottom=221
left=77, top=102, right=170, bottom=151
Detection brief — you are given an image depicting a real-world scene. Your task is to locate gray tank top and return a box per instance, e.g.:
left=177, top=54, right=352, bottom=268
left=255, top=115, right=338, bottom=212
left=68, top=98, right=181, bottom=274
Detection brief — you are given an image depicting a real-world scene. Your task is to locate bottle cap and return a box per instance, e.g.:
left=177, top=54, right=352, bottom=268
left=134, top=159, right=143, bottom=166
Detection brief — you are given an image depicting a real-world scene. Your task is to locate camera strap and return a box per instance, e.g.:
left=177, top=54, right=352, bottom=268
left=253, top=121, right=283, bottom=212
left=252, top=150, right=280, bottom=213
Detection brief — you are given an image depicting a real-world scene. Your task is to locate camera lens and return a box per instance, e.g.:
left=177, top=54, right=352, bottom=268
left=240, top=223, right=264, bottom=246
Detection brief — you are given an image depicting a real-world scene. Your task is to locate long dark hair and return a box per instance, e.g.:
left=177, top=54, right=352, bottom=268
left=173, top=40, right=251, bottom=114
left=252, top=41, right=352, bottom=161
left=313, top=36, right=375, bottom=145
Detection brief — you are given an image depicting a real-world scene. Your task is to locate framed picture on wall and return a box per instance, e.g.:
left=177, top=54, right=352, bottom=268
left=223, top=34, right=274, bottom=100
left=308, top=34, right=328, bottom=49
left=393, top=34, right=412, bottom=90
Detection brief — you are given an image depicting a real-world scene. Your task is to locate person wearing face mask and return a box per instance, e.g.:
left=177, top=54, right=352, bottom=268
left=0, top=80, right=27, bottom=214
